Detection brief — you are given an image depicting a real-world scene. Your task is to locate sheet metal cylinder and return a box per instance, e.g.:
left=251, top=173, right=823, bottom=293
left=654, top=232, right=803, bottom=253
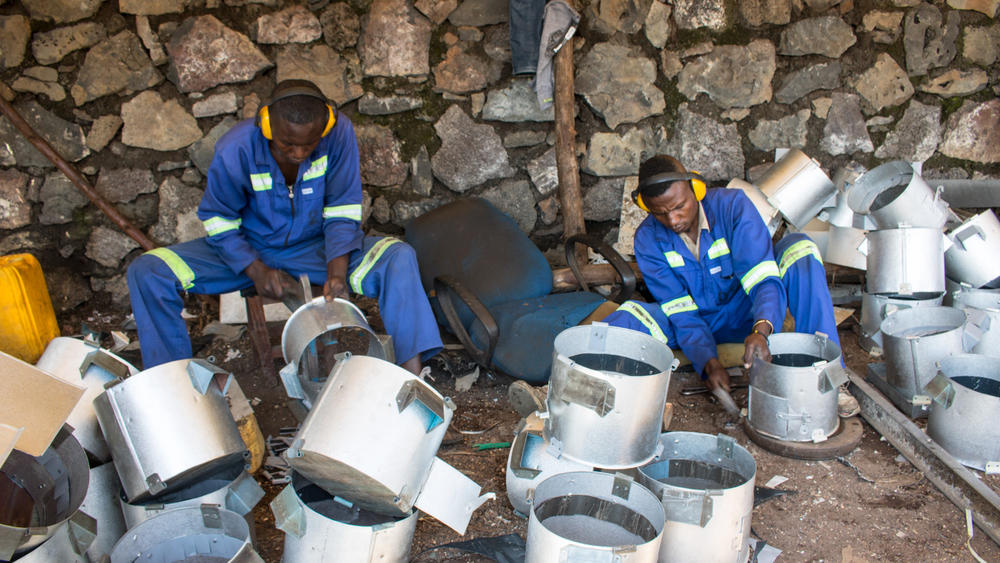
left=93, top=358, right=249, bottom=503
left=285, top=355, right=452, bottom=516
left=0, top=428, right=90, bottom=560
left=847, top=160, right=952, bottom=229
left=758, top=149, right=836, bottom=229
left=859, top=292, right=943, bottom=353
left=726, top=179, right=781, bottom=236
left=11, top=513, right=96, bottom=563
left=747, top=333, right=846, bottom=442
left=109, top=504, right=262, bottom=562
left=34, top=337, right=139, bottom=463
left=944, top=210, right=1000, bottom=289
left=280, top=297, right=387, bottom=406
left=271, top=472, right=418, bottom=562
left=924, top=354, right=1000, bottom=471
left=546, top=324, right=674, bottom=469
left=79, top=462, right=126, bottom=562
left=865, top=227, right=945, bottom=297
left=880, top=306, right=969, bottom=398
left=525, top=471, right=665, bottom=563
left=120, top=464, right=263, bottom=528
left=637, top=432, right=756, bottom=563
left=949, top=289, right=1000, bottom=358
left=505, top=426, right=593, bottom=516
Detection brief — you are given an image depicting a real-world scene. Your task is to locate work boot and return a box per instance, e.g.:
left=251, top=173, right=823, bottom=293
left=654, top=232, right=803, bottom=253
left=838, top=386, right=860, bottom=418
left=508, top=380, right=547, bottom=417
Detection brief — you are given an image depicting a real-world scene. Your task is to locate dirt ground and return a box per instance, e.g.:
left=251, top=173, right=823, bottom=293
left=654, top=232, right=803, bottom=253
left=72, top=292, right=1000, bottom=563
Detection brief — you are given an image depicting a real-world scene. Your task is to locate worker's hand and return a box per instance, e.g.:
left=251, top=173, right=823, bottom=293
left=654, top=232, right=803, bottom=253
left=743, top=331, right=771, bottom=370
left=324, top=275, right=349, bottom=301
left=244, top=260, right=287, bottom=301
left=704, top=358, right=730, bottom=392
left=324, top=255, right=350, bottom=301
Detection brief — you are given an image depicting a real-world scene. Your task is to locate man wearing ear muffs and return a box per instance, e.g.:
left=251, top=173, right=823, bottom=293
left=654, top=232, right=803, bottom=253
left=127, top=79, right=442, bottom=375
left=603, top=154, right=840, bottom=393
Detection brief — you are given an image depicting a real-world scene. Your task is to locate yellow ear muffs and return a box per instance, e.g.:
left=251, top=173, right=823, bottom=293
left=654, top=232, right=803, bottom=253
left=636, top=170, right=709, bottom=208
left=258, top=81, right=337, bottom=141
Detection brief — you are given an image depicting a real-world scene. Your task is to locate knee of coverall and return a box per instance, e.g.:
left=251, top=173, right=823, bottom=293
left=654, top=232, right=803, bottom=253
left=127, top=251, right=174, bottom=293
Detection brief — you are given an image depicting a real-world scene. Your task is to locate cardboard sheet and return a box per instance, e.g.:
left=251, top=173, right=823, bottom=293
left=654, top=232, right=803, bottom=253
left=0, top=351, right=84, bottom=456
left=0, top=423, right=23, bottom=466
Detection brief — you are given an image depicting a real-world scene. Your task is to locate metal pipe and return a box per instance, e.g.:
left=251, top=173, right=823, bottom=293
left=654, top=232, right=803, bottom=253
left=932, top=179, right=1000, bottom=209
left=0, top=88, right=156, bottom=251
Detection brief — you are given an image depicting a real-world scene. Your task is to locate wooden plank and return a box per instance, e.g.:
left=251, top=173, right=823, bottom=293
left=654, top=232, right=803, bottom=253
left=0, top=351, right=84, bottom=456
left=848, top=368, right=1000, bottom=547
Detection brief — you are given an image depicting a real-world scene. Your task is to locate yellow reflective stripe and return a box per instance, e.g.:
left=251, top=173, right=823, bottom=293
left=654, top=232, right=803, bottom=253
left=779, top=239, right=823, bottom=277
left=202, top=216, right=242, bottom=236
left=664, top=251, right=685, bottom=268
left=661, top=295, right=698, bottom=316
left=302, top=156, right=328, bottom=181
left=707, top=238, right=730, bottom=259
left=145, top=248, right=195, bottom=290
left=250, top=173, right=272, bottom=191
left=323, top=204, right=362, bottom=221
left=349, top=238, right=401, bottom=294
left=617, top=302, right=668, bottom=345
left=740, top=260, right=780, bottom=294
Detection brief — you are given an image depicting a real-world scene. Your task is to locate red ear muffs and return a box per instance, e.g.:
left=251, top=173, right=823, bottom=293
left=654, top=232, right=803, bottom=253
left=257, top=83, right=336, bottom=140
left=634, top=171, right=708, bottom=208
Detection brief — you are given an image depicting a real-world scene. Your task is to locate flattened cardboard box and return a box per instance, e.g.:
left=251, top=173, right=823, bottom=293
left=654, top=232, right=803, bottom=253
left=0, top=351, right=84, bottom=463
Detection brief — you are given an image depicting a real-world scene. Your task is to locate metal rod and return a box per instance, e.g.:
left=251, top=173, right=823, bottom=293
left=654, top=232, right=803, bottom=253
left=0, top=88, right=156, bottom=251
left=847, top=368, right=1000, bottom=547
left=931, top=179, right=1000, bottom=209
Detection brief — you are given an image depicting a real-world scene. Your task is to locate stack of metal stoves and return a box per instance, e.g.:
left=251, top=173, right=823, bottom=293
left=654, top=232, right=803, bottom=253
left=505, top=323, right=759, bottom=563
left=0, top=337, right=265, bottom=562
left=731, top=152, right=1000, bottom=473
left=270, top=298, right=493, bottom=562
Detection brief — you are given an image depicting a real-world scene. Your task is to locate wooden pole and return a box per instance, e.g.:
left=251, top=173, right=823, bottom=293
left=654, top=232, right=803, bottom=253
left=0, top=90, right=156, bottom=251
left=552, top=262, right=643, bottom=292
left=552, top=12, right=587, bottom=266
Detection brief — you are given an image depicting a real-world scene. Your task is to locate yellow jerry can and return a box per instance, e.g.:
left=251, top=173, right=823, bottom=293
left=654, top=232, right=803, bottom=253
left=0, top=254, right=60, bottom=363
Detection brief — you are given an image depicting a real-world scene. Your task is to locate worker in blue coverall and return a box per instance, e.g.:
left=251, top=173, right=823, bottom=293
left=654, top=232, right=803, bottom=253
left=127, top=79, right=442, bottom=375
left=603, top=154, right=840, bottom=393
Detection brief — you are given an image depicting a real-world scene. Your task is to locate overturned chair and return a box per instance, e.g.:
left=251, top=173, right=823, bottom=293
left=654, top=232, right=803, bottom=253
left=405, top=197, right=636, bottom=383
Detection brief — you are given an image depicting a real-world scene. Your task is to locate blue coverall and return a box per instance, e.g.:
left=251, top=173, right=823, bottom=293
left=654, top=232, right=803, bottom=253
left=604, top=187, right=839, bottom=377
left=127, top=117, right=442, bottom=369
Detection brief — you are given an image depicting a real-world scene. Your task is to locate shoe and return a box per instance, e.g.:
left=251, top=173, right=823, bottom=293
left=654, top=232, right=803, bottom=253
left=508, top=380, right=547, bottom=418
left=838, top=387, right=860, bottom=418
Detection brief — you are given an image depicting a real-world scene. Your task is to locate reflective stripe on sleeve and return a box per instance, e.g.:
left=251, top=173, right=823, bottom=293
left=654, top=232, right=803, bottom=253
left=145, top=248, right=195, bottom=290
left=616, top=301, right=669, bottom=345
left=740, top=260, right=780, bottom=294
left=778, top=239, right=823, bottom=277
left=661, top=295, right=698, bottom=317
left=707, top=238, right=730, bottom=259
left=323, top=204, right=363, bottom=222
left=303, top=156, right=328, bottom=181
left=250, top=173, right=272, bottom=192
left=349, top=238, right=401, bottom=294
left=202, top=216, right=242, bottom=236
left=664, top=251, right=685, bottom=268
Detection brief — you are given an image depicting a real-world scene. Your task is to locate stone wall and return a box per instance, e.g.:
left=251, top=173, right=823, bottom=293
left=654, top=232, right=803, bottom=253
left=0, top=0, right=998, bottom=311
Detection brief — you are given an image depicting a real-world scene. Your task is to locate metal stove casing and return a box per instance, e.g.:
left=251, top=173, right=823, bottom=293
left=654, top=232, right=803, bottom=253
left=93, top=358, right=249, bottom=503
left=944, top=210, right=1000, bottom=290
left=747, top=332, right=846, bottom=442
left=757, top=149, right=836, bottom=230
left=925, top=354, right=1000, bottom=472
left=847, top=160, right=953, bottom=230
left=109, top=504, right=263, bottom=562
left=637, top=432, right=756, bottom=563
left=505, top=426, right=593, bottom=517
left=546, top=323, right=675, bottom=469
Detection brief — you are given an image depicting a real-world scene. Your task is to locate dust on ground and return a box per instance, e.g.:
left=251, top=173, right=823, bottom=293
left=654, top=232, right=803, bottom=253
left=69, top=293, right=1000, bottom=563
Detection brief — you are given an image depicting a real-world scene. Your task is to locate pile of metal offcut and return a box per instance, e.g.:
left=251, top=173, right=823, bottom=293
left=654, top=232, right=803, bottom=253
left=0, top=338, right=265, bottom=562
left=271, top=298, right=493, bottom=562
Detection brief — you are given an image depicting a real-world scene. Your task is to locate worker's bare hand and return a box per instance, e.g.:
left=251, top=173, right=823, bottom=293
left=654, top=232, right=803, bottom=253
left=244, top=260, right=288, bottom=301
left=743, top=332, right=771, bottom=370
left=704, top=359, right=730, bottom=392
left=324, top=275, right=349, bottom=301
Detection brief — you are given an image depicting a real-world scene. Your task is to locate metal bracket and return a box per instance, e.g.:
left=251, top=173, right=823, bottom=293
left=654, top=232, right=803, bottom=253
left=226, top=472, right=266, bottom=515
left=200, top=504, right=223, bottom=529
left=611, top=473, right=633, bottom=500
left=716, top=433, right=735, bottom=458
left=146, top=473, right=167, bottom=496
left=552, top=366, right=617, bottom=417
left=509, top=430, right=542, bottom=479
left=269, top=484, right=307, bottom=538
left=396, top=380, right=448, bottom=432
left=660, top=486, right=718, bottom=527
left=187, top=359, right=232, bottom=395
left=80, top=349, right=132, bottom=380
